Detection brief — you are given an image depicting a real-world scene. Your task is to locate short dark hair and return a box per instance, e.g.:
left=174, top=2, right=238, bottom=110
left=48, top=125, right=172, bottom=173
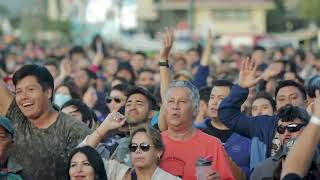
left=307, top=75, right=320, bottom=98
left=275, top=80, right=307, bottom=100
left=116, top=62, right=136, bottom=83
left=68, top=146, right=107, bottom=180
left=61, top=99, right=97, bottom=128
left=13, top=64, right=54, bottom=101
left=138, top=68, right=155, bottom=75
left=199, top=86, right=212, bottom=103
left=135, top=51, right=147, bottom=59
left=69, top=46, right=86, bottom=58
left=127, top=86, right=157, bottom=111
left=253, top=92, right=276, bottom=111
left=212, top=80, right=233, bottom=90
left=277, top=104, right=310, bottom=124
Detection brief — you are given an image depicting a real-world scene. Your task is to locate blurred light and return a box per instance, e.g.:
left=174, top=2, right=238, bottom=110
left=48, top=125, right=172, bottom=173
left=85, top=0, right=112, bottom=23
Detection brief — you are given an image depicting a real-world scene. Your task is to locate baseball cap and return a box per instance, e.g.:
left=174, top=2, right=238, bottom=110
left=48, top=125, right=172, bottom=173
left=0, top=116, right=14, bottom=136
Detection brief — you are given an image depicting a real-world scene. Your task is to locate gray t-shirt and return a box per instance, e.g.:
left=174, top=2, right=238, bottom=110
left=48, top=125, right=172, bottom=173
left=6, top=100, right=91, bottom=180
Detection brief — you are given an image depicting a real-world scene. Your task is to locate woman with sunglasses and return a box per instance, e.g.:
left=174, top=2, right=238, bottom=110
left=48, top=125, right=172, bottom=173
left=78, top=112, right=181, bottom=180
left=106, top=84, right=128, bottom=113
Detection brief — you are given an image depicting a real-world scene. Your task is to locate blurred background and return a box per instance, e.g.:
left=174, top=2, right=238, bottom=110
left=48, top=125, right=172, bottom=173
left=0, top=0, right=319, bottom=51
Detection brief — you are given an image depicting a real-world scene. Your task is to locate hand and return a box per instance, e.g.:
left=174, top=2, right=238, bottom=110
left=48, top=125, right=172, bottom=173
left=159, top=28, right=174, bottom=60
left=239, top=58, right=261, bottom=88
left=207, top=170, right=220, bottom=180
left=206, top=29, right=213, bottom=47
left=92, top=51, right=104, bottom=66
left=261, top=64, right=282, bottom=81
left=99, top=112, right=126, bottom=134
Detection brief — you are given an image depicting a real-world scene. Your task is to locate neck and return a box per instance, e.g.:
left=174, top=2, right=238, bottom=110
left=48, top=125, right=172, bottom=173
left=168, top=125, right=196, bottom=141
left=30, top=106, right=58, bottom=129
left=211, top=117, right=229, bottom=130
left=135, top=164, right=157, bottom=180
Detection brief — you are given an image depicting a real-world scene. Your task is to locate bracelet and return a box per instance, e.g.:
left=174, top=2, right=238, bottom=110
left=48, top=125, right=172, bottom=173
left=158, top=60, right=169, bottom=67
left=310, top=116, right=320, bottom=126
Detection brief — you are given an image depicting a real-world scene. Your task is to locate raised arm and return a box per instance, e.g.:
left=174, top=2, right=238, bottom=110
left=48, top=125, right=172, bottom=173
left=86, top=112, right=126, bottom=148
left=281, top=91, right=320, bottom=178
left=158, top=29, right=174, bottom=132
left=193, top=30, right=212, bottom=89
left=0, top=73, right=14, bottom=116
left=218, top=59, right=277, bottom=138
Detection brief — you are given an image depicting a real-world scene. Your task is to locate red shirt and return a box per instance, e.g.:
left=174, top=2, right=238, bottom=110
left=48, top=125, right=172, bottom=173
left=160, top=130, right=235, bottom=180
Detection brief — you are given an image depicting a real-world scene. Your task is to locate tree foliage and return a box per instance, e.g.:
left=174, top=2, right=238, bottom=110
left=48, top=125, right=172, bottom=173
left=299, top=0, right=320, bottom=23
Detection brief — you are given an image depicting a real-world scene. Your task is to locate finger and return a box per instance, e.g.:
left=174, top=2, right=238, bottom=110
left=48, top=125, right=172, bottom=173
left=249, top=58, right=255, bottom=70
left=240, top=60, right=245, bottom=72
left=244, top=57, right=250, bottom=70
left=252, top=59, right=258, bottom=72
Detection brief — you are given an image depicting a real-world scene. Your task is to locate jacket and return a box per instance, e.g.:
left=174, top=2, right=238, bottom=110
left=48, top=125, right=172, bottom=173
left=218, top=84, right=278, bottom=169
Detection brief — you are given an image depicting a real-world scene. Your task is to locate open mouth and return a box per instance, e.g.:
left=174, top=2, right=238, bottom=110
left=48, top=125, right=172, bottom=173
left=22, top=102, right=34, bottom=108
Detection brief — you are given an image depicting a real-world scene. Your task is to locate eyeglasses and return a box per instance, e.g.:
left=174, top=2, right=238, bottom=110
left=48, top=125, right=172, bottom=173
left=277, top=123, right=305, bottom=134
left=106, top=97, right=122, bottom=104
left=129, top=143, right=154, bottom=152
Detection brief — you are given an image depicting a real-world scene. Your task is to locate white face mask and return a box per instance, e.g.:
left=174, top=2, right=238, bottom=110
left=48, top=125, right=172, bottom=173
left=54, top=93, right=71, bottom=108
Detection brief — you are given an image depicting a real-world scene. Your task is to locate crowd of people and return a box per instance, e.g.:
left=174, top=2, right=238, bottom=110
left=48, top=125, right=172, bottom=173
left=0, top=29, right=320, bottom=180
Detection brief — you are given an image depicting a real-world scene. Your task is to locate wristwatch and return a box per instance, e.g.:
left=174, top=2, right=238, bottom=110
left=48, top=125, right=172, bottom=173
left=158, top=60, right=169, bottom=67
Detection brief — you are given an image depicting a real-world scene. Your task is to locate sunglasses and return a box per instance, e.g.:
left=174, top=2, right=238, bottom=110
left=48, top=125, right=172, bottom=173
left=277, top=123, right=305, bottom=134
left=106, top=97, right=122, bottom=104
left=129, top=143, right=154, bottom=152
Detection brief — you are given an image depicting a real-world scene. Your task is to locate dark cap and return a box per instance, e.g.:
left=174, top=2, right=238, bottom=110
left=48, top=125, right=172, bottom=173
left=0, top=116, right=14, bottom=136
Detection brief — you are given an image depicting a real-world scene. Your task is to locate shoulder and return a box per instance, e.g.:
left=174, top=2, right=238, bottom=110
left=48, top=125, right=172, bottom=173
left=195, top=130, right=221, bottom=144
left=195, top=118, right=210, bottom=129
left=103, top=159, right=130, bottom=180
left=252, top=157, right=278, bottom=177
left=57, top=112, right=91, bottom=136
left=153, top=167, right=181, bottom=180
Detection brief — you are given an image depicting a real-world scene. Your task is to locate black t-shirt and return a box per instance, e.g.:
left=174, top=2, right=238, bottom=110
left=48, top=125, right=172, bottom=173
left=282, top=173, right=302, bottom=180
left=197, top=119, right=233, bottom=143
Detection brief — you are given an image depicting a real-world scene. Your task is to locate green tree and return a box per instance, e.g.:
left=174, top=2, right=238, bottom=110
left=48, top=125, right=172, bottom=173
left=299, top=0, right=320, bottom=23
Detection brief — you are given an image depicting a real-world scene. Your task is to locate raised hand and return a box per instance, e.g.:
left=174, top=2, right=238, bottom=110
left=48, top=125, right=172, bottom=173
left=239, top=58, right=261, bottom=88
left=99, top=112, right=126, bottom=135
left=92, top=51, right=104, bottom=66
left=261, top=63, right=282, bottom=81
left=159, top=28, right=174, bottom=60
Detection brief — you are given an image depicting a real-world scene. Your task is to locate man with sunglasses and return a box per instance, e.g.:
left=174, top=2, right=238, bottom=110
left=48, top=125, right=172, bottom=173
left=250, top=105, right=310, bottom=179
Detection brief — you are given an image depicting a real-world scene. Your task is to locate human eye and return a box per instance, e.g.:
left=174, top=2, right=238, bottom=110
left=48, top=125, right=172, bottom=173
left=83, top=161, right=91, bottom=166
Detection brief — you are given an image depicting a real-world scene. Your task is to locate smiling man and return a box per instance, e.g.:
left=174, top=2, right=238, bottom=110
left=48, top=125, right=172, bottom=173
left=113, top=86, right=157, bottom=166
left=0, top=64, right=90, bottom=179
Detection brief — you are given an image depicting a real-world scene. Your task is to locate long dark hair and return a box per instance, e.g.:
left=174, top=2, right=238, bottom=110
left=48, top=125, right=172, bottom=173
left=67, top=146, right=107, bottom=180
